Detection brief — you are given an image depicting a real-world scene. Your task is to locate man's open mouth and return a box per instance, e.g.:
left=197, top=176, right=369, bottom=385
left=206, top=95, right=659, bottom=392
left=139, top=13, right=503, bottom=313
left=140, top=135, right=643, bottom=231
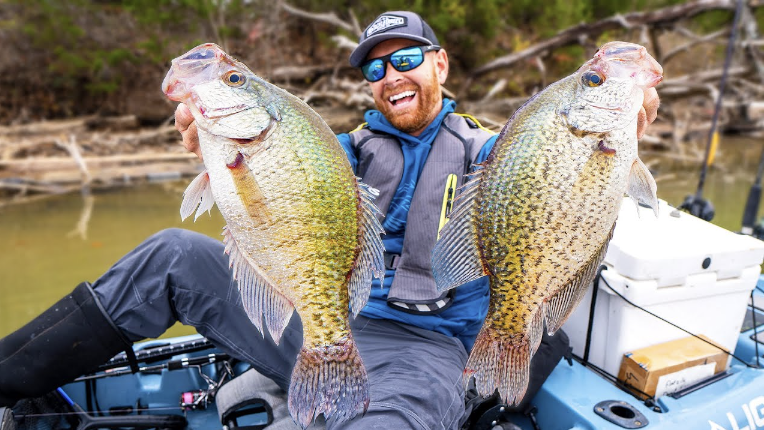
left=389, top=90, right=416, bottom=106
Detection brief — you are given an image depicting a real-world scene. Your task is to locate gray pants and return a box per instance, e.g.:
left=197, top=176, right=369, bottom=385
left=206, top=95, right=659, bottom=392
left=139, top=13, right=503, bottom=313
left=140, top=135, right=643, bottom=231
left=92, top=228, right=469, bottom=430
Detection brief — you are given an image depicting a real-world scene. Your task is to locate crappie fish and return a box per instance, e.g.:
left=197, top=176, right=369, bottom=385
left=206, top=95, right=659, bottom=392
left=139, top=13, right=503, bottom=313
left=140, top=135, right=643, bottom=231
left=161, top=43, right=385, bottom=427
left=432, top=42, right=662, bottom=404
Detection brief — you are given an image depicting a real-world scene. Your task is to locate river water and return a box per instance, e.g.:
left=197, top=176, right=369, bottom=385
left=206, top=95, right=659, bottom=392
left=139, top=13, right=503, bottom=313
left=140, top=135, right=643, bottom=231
left=2, top=137, right=764, bottom=338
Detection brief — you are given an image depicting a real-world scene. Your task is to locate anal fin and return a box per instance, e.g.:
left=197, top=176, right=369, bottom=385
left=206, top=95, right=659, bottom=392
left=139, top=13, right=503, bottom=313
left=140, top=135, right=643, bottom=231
left=223, top=226, right=294, bottom=343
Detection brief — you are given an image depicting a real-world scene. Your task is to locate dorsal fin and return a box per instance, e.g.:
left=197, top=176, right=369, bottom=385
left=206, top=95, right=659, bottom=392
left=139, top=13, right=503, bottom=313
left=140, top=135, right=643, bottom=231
left=431, top=168, right=489, bottom=292
left=347, top=180, right=386, bottom=316
left=222, top=226, right=294, bottom=343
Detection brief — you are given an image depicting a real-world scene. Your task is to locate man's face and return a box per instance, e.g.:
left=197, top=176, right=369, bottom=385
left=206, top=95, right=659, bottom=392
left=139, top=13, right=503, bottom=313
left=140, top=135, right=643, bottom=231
left=365, top=39, right=448, bottom=136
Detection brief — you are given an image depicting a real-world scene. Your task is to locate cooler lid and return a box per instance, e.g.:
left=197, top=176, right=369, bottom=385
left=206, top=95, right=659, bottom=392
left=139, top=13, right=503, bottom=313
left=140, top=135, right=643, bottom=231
left=604, top=199, right=764, bottom=286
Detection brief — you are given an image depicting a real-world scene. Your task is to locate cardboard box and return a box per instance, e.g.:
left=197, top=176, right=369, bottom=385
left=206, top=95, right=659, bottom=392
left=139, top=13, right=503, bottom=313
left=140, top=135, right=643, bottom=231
left=617, top=335, right=729, bottom=399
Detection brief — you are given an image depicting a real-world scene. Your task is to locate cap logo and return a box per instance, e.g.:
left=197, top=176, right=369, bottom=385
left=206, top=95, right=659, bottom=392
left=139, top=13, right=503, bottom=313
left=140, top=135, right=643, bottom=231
left=366, top=15, right=407, bottom=37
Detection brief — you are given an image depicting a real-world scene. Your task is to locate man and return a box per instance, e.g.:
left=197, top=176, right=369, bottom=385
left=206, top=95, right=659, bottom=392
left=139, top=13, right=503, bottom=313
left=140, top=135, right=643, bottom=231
left=0, top=10, right=659, bottom=429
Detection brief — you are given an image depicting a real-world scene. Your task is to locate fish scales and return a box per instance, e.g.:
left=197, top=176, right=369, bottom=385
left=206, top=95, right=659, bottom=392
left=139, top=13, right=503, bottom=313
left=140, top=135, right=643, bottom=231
left=480, top=83, right=624, bottom=329
left=201, top=103, right=357, bottom=347
left=162, top=43, right=385, bottom=428
left=432, top=41, right=662, bottom=405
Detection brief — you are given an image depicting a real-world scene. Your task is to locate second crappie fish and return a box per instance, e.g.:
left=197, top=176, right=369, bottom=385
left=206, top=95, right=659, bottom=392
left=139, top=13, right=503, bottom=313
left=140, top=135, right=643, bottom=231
left=432, top=42, right=662, bottom=404
left=161, top=43, right=385, bottom=428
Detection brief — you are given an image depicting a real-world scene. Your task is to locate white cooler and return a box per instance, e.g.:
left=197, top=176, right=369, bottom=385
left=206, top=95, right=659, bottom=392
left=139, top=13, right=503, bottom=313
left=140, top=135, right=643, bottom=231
left=562, top=198, right=764, bottom=377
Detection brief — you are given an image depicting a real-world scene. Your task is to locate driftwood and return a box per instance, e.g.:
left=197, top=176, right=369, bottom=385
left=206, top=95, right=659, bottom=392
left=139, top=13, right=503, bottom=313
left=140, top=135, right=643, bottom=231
left=0, top=113, right=201, bottom=205
left=55, top=135, right=92, bottom=186
left=0, top=152, right=198, bottom=173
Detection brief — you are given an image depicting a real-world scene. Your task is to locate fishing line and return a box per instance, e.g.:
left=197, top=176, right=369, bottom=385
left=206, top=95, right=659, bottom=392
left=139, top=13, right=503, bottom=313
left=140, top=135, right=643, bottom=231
left=14, top=406, right=185, bottom=419
left=575, top=357, right=656, bottom=403
left=752, top=289, right=761, bottom=367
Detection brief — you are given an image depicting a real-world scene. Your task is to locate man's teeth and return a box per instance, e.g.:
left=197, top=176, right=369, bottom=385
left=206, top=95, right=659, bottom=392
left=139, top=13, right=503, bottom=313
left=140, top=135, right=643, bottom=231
left=389, top=91, right=415, bottom=102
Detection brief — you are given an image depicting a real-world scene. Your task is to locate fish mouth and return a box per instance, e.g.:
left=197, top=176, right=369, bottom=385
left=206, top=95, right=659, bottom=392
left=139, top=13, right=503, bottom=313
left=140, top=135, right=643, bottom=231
left=162, top=43, right=226, bottom=101
left=587, top=42, right=663, bottom=89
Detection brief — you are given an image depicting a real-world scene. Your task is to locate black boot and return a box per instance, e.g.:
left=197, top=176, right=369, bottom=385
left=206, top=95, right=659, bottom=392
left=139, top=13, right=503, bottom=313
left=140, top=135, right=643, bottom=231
left=0, top=282, right=133, bottom=407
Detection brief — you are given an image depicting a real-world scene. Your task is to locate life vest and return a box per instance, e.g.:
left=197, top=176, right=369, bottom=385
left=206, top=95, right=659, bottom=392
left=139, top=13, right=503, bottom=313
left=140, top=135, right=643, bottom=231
left=347, top=113, right=494, bottom=313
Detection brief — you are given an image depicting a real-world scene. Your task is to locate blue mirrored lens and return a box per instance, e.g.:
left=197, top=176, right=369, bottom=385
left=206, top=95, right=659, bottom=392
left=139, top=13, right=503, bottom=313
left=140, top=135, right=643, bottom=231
left=360, top=46, right=437, bottom=82
left=390, top=47, right=424, bottom=72
left=362, top=59, right=386, bottom=82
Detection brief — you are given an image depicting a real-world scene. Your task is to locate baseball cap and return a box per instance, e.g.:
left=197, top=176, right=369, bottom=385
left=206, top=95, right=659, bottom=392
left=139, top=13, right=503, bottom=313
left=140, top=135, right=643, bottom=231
left=349, top=11, right=440, bottom=67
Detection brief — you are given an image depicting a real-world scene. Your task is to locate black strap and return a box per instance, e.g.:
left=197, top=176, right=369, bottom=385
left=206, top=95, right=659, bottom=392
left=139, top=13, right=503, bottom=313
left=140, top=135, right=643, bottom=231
left=387, top=291, right=455, bottom=315
left=384, top=252, right=400, bottom=270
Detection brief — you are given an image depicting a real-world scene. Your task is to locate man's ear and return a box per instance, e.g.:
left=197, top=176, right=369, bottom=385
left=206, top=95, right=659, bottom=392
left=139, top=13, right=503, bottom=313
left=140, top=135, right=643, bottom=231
left=435, top=49, right=449, bottom=84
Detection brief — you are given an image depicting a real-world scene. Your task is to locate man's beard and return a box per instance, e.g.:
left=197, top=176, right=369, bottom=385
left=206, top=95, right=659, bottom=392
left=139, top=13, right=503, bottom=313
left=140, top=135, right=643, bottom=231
left=376, top=68, right=441, bottom=134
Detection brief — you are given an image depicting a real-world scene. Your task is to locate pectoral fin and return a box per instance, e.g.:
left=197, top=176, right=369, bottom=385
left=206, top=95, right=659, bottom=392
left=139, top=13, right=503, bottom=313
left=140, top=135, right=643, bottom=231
left=180, top=170, right=215, bottom=221
left=627, top=157, right=658, bottom=217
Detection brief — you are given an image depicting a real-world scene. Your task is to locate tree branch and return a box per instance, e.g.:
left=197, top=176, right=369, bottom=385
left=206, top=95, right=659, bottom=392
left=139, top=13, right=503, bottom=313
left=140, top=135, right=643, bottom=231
left=471, top=0, right=760, bottom=77
left=280, top=3, right=362, bottom=37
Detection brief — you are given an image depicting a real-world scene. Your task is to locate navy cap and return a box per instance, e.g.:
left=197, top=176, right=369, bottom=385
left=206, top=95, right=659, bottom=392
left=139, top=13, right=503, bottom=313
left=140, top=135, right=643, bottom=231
left=349, top=11, right=440, bottom=67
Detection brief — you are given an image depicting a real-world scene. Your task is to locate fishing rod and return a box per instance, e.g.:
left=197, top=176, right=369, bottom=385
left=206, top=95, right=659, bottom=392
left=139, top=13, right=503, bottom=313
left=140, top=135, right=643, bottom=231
left=97, top=336, right=215, bottom=371
left=679, top=0, right=744, bottom=221
left=76, top=352, right=231, bottom=382
left=741, top=146, right=764, bottom=236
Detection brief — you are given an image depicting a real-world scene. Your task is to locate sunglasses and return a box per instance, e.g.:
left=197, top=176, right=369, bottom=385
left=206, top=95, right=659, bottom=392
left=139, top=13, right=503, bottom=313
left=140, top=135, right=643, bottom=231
left=360, top=45, right=441, bottom=83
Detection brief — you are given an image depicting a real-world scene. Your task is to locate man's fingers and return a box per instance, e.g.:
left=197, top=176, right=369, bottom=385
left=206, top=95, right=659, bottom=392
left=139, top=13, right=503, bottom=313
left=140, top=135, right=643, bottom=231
left=636, top=107, right=647, bottom=140
left=185, top=122, right=202, bottom=159
left=175, top=104, right=194, bottom=133
left=637, top=88, right=660, bottom=140
left=643, top=87, right=659, bottom=124
left=174, top=103, right=202, bottom=160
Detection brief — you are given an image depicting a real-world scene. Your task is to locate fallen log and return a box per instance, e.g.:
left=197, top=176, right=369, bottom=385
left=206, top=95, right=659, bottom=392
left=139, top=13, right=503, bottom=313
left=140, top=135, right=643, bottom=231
left=0, top=152, right=198, bottom=174
left=0, top=116, right=94, bottom=137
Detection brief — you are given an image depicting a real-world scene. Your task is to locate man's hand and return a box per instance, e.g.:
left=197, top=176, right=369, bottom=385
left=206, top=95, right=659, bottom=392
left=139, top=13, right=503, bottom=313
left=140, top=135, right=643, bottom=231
left=175, top=104, right=202, bottom=160
left=637, top=87, right=659, bottom=140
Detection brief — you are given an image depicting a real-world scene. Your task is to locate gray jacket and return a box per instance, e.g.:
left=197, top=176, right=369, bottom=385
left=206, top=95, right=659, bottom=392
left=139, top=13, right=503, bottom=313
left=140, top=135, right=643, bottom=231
left=346, top=113, right=493, bottom=313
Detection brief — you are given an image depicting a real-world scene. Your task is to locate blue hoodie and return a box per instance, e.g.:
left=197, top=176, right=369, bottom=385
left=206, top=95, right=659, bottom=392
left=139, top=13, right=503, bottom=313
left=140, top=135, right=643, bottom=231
left=336, top=99, right=497, bottom=351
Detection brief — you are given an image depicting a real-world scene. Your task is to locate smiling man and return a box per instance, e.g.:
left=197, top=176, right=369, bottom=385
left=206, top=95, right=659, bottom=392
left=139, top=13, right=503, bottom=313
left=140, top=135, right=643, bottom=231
left=172, top=10, right=659, bottom=428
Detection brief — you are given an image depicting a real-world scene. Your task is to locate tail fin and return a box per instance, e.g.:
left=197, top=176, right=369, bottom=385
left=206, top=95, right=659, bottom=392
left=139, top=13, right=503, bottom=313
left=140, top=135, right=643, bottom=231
left=288, top=335, right=369, bottom=428
left=465, top=326, right=534, bottom=406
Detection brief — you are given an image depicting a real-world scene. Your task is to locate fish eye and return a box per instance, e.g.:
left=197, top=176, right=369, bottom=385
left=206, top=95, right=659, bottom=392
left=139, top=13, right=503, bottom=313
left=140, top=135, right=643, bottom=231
left=223, top=71, right=246, bottom=87
left=582, top=71, right=605, bottom=87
